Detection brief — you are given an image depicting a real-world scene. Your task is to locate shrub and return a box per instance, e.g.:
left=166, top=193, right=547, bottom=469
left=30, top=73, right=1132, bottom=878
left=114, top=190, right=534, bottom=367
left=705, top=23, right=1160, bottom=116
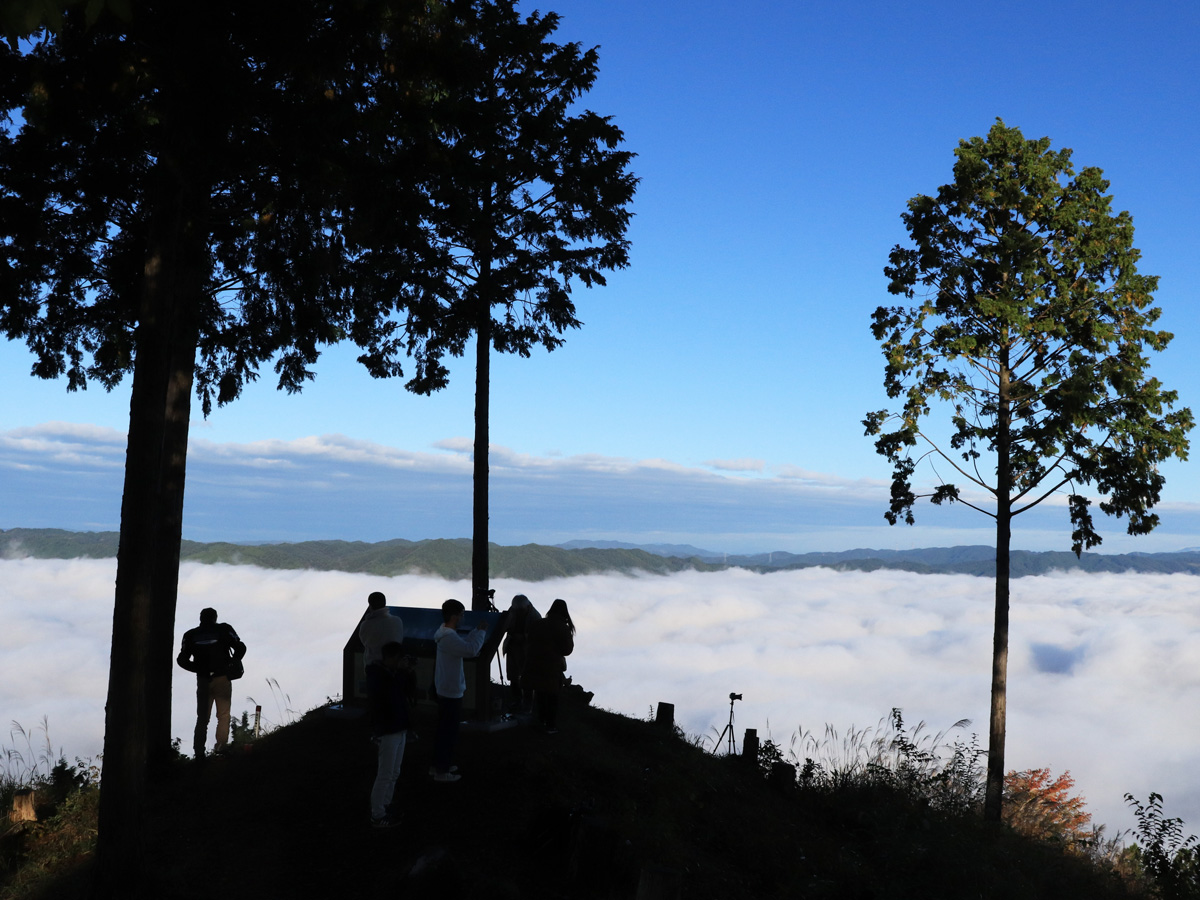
left=1124, top=792, right=1200, bottom=899
left=1004, top=768, right=1094, bottom=848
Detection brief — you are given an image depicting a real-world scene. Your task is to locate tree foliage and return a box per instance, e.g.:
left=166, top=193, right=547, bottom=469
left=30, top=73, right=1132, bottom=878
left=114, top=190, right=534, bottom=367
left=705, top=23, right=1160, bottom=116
left=1125, top=792, right=1200, bottom=900
left=1, top=2, right=462, bottom=894
left=1004, top=767, right=1093, bottom=846
left=864, top=119, right=1192, bottom=821
left=865, top=119, right=1192, bottom=553
left=1, top=0, right=443, bottom=408
left=392, top=0, right=637, bottom=607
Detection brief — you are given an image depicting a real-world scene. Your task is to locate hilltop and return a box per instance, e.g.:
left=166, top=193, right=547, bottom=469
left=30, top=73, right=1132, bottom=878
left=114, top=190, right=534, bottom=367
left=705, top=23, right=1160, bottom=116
left=5, top=527, right=1200, bottom=579
left=1, top=691, right=1146, bottom=899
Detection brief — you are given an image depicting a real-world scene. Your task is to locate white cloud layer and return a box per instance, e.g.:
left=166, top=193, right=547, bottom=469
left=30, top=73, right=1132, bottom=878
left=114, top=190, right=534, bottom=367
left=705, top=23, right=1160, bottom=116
left=6, top=422, right=1200, bottom=553
left=2, top=559, right=1198, bottom=838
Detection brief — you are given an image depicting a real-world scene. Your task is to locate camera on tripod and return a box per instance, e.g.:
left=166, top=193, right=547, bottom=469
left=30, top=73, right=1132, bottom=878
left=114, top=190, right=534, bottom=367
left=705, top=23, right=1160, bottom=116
left=714, top=691, right=744, bottom=754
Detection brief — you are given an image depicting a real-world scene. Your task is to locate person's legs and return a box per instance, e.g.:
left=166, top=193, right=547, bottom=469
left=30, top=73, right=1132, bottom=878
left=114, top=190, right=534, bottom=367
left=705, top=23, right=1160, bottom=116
left=212, top=676, right=233, bottom=751
left=370, top=731, right=407, bottom=819
left=542, top=691, right=560, bottom=731
left=534, top=690, right=550, bottom=727
left=433, top=695, right=462, bottom=774
left=193, top=678, right=212, bottom=757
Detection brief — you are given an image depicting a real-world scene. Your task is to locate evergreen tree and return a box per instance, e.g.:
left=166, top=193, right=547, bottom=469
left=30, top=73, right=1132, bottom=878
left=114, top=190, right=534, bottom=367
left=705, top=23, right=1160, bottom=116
left=398, top=0, right=637, bottom=609
left=1, top=3, right=449, bottom=892
left=865, top=119, right=1192, bottom=822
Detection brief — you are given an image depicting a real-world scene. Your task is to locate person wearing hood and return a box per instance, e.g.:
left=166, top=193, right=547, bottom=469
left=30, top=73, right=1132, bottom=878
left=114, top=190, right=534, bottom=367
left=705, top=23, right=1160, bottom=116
left=432, top=599, right=486, bottom=782
left=359, top=591, right=405, bottom=666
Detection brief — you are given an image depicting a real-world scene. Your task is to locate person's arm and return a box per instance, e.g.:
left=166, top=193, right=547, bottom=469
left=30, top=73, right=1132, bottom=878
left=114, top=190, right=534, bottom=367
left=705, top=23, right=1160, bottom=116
left=176, top=635, right=197, bottom=672
left=224, top=625, right=247, bottom=661
left=436, top=623, right=487, bottom=658
left=467, top=623, right=487, bottom=655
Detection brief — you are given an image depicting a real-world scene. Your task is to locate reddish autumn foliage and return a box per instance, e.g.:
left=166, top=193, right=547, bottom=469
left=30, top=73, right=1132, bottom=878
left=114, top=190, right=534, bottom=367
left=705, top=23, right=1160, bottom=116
left=1004, top=767, right=1094, bottom=847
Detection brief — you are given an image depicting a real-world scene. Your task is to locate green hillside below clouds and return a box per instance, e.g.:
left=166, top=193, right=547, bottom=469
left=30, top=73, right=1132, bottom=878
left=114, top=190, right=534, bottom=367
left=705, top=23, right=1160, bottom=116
left=5, top=528, right=1200, bottom=579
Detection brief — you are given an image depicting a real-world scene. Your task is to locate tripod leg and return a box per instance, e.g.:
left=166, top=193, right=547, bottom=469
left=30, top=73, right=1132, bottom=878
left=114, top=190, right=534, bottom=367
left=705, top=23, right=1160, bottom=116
left=713, top=724, right=731, bottom=754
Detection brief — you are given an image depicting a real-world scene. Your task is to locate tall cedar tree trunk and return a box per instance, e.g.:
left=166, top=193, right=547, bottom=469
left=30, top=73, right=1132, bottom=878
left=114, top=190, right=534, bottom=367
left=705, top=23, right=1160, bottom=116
left=985, top=349, right=1013, bottom=823
left=93, top=19, right=206, bottom=888
left=472, top=296, right=492, bottom=611
left=471, top=198, right=494, bottom=613
left=93, top=167, right=183, bottom=899
left=147, top=317, right=196, bottom=771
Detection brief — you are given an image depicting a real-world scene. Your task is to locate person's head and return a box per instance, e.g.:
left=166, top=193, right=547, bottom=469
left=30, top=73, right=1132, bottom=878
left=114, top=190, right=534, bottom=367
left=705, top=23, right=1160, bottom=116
left=442, top=598, right=465, bottom=626
left=367, top=591, right=387, bottom=610
left=381, top=641, right=404, bottom=671
left=548, top=598, right=574, bottom=634
left=199, top=607, right=218, bottom=625
left=511, top=594, right=530, bottom=610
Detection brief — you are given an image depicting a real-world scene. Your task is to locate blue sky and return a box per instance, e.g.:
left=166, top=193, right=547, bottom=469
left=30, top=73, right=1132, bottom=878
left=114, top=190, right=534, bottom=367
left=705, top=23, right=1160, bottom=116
left=3, top=0, right=1200, bottom=553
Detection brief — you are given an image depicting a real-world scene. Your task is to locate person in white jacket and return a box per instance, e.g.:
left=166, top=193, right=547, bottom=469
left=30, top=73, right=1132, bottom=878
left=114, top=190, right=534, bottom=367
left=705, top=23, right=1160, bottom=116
left=432, top=598, right=486, bottom=782
left=358, top=591, right=405, bottom=666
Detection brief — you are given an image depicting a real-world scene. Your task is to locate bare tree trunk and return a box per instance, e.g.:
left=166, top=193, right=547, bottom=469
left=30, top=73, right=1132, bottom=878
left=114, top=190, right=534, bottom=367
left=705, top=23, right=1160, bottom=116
left=93, top=216, right=176, bottom=898
left=984, top=352, right=1013, bottom=824
left=146, top=296, right=198, bottom=773
left=93, top=83, right=205, bottom=890
left=985, top=501, right=1011, bottom=822
left=472, top=302, right=491, bottom=612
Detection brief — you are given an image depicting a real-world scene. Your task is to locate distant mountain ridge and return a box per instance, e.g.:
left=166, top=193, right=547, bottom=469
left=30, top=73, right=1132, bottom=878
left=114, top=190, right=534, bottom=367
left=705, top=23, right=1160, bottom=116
left=0, top=528, right=719, bottom=580
left=556, top=539, right=721, bottom=558
left=5, top=528, right=1200, bottom=579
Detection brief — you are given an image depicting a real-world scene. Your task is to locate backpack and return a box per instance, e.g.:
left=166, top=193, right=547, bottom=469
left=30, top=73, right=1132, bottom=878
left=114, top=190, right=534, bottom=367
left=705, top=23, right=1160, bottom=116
left=222, top=624, right=245, bottom=680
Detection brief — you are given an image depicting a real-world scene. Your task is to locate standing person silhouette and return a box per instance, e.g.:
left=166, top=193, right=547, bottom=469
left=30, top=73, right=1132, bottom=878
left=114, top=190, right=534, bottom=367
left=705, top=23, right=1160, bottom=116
left=359, top=590, right=405, bottom=666
left=523, top=598, right=574, bottom=734
left=366, top=641, right=412, bottom=828
left=502, top=594, right=539, bottom=713
left=177, top=607, right=246, bottom=758
left=432, top=599, right=486, bottom=781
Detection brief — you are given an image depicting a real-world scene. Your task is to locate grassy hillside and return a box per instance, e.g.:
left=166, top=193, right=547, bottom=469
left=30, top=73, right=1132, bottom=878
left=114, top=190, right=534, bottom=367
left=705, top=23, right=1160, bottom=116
left=0, top=693, right=1154, bottom=899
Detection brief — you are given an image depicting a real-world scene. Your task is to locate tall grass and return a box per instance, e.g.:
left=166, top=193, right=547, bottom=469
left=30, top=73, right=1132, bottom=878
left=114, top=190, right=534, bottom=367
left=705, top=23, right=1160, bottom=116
left=2, top=720, right=58, bottom=788
left=1, top=721, right=100, bottom=899
left=775, top=708, right=986, bottom=816
left=1, top=718, right=61, bottom=816
left=246, top=677, right=299, bottom=732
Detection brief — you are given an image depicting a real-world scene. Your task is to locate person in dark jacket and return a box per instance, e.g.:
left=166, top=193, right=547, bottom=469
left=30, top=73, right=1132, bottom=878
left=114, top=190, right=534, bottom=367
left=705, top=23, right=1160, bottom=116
left=502, top=594, right=539, bottom=713
left=177, top=607, right=246, bottom=758
left=522, top=598, right=574, bottom=733
left=366, top=641, right=412, bottom=827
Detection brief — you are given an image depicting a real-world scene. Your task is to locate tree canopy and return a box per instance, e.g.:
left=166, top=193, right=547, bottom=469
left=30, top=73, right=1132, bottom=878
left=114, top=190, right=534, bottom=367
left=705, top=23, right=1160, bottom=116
left=864, top=119, right=1192, bottom=821
left=392, top=0, right=637, bottom=607
left=1, top=2, right=463, bottom=893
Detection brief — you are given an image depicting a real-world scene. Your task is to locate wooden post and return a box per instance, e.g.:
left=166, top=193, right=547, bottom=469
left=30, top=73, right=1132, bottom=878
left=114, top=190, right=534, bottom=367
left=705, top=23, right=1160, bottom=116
left=254, top=705, right=262, bottom=739
left=654, top=702, right=674, bottom=733
left=11, top=789, right=36, bottom=823
left=742, top=728, right=759, bottom=765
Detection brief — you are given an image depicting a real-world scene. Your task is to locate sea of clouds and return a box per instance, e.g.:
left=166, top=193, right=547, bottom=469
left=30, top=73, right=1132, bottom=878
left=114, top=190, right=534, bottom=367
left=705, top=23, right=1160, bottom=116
left=3, top=558, right=1198, bottom=837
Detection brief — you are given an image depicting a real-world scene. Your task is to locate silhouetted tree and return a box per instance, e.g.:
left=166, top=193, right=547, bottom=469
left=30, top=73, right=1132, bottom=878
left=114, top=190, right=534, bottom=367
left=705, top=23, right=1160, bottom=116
left=1, top=3, right=449, bottom=893
left=399, top=0, right=637, bottom=609
left=864, top=119, right=1192, bottom=823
